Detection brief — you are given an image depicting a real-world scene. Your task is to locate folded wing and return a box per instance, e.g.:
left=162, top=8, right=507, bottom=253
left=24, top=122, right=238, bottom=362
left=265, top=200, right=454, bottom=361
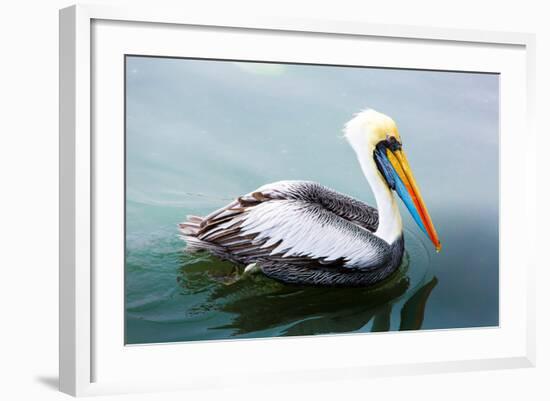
left=180, top=181, right=389, bottom=270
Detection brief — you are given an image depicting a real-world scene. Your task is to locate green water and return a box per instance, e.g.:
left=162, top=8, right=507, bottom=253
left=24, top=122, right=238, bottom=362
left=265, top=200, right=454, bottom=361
left=125, top=56, right=499, bottom=344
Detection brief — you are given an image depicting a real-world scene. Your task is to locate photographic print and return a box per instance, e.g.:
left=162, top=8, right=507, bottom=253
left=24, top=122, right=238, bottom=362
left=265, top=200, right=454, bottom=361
left=125, top=56, right=499, bottom=344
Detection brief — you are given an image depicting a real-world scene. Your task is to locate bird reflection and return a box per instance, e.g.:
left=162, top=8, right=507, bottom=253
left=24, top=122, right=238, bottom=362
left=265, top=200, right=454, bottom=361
left=177, top=253, right=438, bottom=337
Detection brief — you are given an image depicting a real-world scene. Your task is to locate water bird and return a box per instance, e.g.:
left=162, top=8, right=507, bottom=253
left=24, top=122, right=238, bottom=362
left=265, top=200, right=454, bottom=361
left=179, top=109, right=440, bottom=287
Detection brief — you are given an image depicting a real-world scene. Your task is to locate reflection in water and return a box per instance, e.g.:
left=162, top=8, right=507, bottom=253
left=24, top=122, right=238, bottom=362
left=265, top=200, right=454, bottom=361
left=176, top=252, right=438, bottom=338
left=400, top=276, right=439, bottom=331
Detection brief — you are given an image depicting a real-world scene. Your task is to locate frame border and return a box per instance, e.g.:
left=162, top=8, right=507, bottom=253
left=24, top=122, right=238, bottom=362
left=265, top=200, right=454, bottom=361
left=59, top=4, right=536, bottom=396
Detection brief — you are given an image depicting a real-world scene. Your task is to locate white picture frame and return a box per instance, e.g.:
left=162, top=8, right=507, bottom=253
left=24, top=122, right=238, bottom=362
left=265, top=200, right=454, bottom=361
left=59, top=3, right=536, bottom=397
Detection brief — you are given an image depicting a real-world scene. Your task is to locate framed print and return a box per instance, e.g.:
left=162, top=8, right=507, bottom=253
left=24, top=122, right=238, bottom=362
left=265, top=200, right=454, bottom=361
left=59, top=4, right=536, bottom=396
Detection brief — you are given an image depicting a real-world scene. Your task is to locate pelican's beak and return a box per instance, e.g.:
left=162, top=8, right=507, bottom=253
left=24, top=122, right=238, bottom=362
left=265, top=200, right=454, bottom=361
left=385, top=148, right=441, bottom=251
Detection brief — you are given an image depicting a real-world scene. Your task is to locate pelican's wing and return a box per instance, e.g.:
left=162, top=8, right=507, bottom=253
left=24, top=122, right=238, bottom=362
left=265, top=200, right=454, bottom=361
left=180, top=181, right=388, bottom=269
left=235, top=199, right=388, bottom=268
left=270, top=181, right=379, bottom=232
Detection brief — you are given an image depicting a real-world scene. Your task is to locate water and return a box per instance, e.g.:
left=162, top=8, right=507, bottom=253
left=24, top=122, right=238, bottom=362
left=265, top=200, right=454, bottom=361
left=125, top=56, right=499, bottom=344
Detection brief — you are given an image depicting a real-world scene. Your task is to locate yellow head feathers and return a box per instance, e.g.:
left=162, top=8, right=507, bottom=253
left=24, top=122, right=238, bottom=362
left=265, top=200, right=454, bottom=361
left=344, top=109, right=401, bottom=151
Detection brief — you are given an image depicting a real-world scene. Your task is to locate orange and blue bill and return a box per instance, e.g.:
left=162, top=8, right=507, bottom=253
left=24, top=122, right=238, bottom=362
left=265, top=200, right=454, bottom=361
left=374, top=141, right=441, bottom=251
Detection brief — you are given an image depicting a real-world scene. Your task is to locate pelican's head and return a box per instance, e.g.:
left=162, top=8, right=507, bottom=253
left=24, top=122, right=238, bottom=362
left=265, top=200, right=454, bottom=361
left=344, top=109, right=441, bottom=251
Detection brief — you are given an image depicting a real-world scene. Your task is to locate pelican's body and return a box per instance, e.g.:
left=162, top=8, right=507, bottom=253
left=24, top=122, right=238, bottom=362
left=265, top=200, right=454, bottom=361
left=180, top=110, right=440, bottom=287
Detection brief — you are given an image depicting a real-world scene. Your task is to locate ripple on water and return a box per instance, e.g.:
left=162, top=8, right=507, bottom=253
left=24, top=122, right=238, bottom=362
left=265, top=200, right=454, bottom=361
left=400, top=227, right=432, bottom=297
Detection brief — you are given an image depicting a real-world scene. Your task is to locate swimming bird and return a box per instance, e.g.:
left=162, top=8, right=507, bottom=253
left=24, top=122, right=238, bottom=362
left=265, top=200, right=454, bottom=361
left=179, top=109, right=441, bottom=287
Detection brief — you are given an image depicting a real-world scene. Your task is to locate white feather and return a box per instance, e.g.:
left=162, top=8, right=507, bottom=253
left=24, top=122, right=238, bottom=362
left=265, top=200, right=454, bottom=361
left=344, top=109, right=403, bottom=245
left=240, top=200, right=382, bottom=267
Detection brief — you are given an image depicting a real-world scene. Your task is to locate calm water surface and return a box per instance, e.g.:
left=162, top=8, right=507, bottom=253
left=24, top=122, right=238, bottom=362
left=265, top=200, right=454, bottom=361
left=125, top=57, right=499, bottom=344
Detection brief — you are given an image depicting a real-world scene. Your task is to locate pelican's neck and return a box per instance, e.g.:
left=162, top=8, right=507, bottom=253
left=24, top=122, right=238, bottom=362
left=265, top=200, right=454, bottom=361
left=356, top=149, right=403, bottom=246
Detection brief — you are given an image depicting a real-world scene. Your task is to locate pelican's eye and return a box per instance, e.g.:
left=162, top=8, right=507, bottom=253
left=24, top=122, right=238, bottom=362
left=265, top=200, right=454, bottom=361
left=386, top=136, right=402, bottom=152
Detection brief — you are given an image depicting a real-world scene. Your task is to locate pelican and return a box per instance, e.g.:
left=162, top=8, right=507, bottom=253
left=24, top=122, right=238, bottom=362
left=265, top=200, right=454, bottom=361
left=179, top=109, right=441, bottom=287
